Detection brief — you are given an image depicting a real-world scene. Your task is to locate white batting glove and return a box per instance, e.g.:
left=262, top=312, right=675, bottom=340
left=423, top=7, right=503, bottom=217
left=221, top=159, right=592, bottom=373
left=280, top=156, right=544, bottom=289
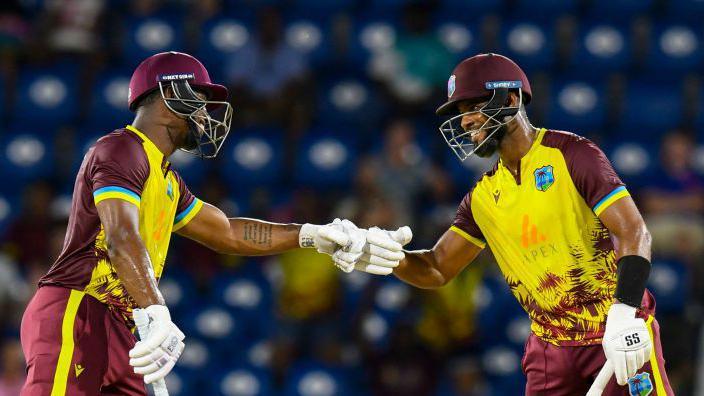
left=352, top=226, right=412, bottom=275
left=602, top=303, right=652, bottom=385
left=299, top=219, right=365, bottom=273
left=129, top=305, right=185, bottom=384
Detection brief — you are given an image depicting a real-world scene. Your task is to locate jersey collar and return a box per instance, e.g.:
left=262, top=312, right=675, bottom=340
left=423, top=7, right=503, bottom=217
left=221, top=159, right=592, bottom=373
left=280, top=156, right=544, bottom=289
left=125, top=124, right=172, bottom=175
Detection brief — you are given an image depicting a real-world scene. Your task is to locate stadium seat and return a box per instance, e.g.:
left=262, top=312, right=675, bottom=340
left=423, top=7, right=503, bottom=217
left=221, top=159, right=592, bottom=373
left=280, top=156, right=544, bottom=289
left=294, top=131, right=357, bottom=188
left=360, top=311, right=390, bottom=348
left=436, top=0, right=501, bottom=15
left=217, top=366, right=272, bottom=396
left=586, top=0, right=655, bottom=17
left=512, top=0, right=577, bottom=18
left=0, top=132, right=53, bottom=183
left=89, top=69, right=133, bottom=125
left=608, top=142, right=655, bottom=189
left=499, top=21, right=554, bottom=71
left=14, top=65, right=78, bottom=127
left=214, top=274, right=273, bottom=341
left=176, top=338, right=212, bottom=372
left=349, top=18, right=400, bottom=73
left=123, top=16, right=185, bottom=63
left=284, top=361, right=349, bottom=396
left=246, top=338, right=275, bottom=369
left=645, top=24, right=702, bottom=73
left=435, top=21, right=478, bottom=63
left=222, top=129, right=284, bottom=189
left=571, top=23, right=631, bottom=74
left=547, top=80, right=606, bottom=133
left=317, top=78, right=382, bottom=129
left=284, top=19, right=332, bottom=67
left=373, top=278, right=411, bottom=317
left=0, top=192, right=16, bottom=234
left=618, top=81, right=683, bottom=140
left=665, top=0, right=704, bottom=22
left=196, top=18, right=251, bottom=80
left=648, top=259, right=688, bottom=314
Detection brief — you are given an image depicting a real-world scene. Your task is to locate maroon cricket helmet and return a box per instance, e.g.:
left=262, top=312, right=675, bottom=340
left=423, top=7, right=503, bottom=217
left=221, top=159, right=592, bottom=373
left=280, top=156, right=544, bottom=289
left=128, top=51, right=229, bottom=111
left=435, top=53, right=532, bottom=116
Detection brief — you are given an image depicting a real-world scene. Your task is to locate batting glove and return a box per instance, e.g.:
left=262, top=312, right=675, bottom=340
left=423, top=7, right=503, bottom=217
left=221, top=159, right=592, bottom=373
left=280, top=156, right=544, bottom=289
left=299, top=219, right=365, bottom=273
left=602, top=303, right=652, bottom=385
left=348, top=226, right=412, bottom=276
left=129, top=305, right=185, bottom=384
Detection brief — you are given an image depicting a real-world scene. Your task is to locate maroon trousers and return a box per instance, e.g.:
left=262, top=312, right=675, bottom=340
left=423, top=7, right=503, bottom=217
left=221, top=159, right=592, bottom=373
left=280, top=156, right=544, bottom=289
left=522, top=316, right=673, bottom=396
left=20, top=286, right=146, bottom=396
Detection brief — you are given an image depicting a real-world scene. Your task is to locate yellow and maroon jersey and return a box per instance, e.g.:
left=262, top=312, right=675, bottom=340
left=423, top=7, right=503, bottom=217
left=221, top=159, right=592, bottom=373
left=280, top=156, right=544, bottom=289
left=451, top=128, right=654, bottom=346
left=39, top=125, right=203, bottom=327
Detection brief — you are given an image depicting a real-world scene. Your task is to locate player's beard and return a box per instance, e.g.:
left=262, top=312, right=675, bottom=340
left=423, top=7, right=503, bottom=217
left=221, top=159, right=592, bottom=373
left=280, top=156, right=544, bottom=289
left=473, top=124, right=506, bottom=158
left=183, top=120, right=201, bottom=151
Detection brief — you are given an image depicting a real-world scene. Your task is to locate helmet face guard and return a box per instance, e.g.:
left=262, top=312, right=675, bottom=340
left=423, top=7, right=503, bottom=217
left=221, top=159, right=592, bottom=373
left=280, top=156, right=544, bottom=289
left=158, top=78, right=233, bottom=159
left=439, top=81, right=523, bottom=161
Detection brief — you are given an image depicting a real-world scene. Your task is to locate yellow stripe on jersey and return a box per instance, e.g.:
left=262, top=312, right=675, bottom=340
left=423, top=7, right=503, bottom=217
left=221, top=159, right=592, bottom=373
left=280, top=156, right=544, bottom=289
left=93, top=186, right=141, bottom=208
left=173, top=198, right=203, bottom=232
left=51, top=290, right=85, bottom=396
left=645, top=315, right=667, bottom=395
left=592, top=186, right=630, bottom=216
left=450, top=225, right=486, bottom=248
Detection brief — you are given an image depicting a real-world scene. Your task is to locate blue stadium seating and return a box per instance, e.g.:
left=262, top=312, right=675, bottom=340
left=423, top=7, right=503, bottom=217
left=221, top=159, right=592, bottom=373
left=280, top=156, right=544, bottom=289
left=123, top=16, right=185, bottom=63
left=284, top=19, right=333, bottom=68
left=586, top=0, right=655, bottom=18
left=434, top=21, right=478, bottom=63
left=14, top=65, right=78, bottom=127
left=499, top=20, right=554, bottom=71
left=217, top=366, right=272, bottom=396
left=648, top=259, right=688, bottom=314
left=0, top=192, right=17, bottom=234
left=618, top=81, right=683, bottom=140
left=645, top=24, right=703, bottom=73
left=571, top=23, right=631, bottom=74
left=0, top=131, right=53, bottom=183
left=348, top=18, right=401, bottom=69
left=196, top=18, right=253, bottom=82
left=512, top=0, right=578, bottom=18
left=294, top=131, right=358, bottom=188
left=221, top=129, right=284, bottom=189
left=284, top=361, right=350, bottom=396
left=665, top=0, right=704, bottom=22
left=89, top=69, right=133, bottom=125
left=317, top=77, right=383, bottom=129
left=437, top=0, right=501, bottom=15
left=547, top=79, right=606, bottom=133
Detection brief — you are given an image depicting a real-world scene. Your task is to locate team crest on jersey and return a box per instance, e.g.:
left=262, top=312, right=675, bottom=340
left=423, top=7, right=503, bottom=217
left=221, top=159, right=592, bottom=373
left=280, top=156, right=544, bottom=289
left=534, top=165, right=554, bottom=192
left=628, top=372, right=653, bottom=396
left=166, top=179, right=174, bottom=201
left=448, top=75, right=456, bottom=98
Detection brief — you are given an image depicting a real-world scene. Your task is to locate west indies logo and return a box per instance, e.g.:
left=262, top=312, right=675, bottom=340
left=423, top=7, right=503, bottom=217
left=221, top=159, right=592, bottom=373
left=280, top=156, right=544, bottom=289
left=534, top=165, right=554, bottom=192
left=628, top=372, right=653, bottom=396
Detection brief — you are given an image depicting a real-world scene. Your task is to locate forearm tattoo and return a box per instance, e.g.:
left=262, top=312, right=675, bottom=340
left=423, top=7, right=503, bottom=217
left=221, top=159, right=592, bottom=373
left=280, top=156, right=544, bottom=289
left=243, top=222, right=273, bottom=247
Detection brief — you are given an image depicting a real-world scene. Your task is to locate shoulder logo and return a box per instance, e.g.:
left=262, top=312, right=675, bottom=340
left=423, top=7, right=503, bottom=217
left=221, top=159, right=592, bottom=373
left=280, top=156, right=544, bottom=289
left=447, top=75, right=456, bottom=98
left=628, top=372, right=653, bottom=396
left=492, top=189, right=500, bottom=203
left=166, top=179, right=174, bottom=201
left=534, top=165, right=554, bottom=192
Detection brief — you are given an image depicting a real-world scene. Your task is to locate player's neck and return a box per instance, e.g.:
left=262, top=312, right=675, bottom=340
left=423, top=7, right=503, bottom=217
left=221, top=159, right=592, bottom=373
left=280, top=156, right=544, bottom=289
left=131, top=115, right=179, bottom=158
left=498, top=117, right=536, bottom=175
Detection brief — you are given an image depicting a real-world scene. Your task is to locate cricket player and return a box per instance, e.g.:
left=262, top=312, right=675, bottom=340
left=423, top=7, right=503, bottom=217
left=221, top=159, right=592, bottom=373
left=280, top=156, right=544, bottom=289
left=388, top=53, right=674, bottom=395
left=19, top=51, right=409, bottom=395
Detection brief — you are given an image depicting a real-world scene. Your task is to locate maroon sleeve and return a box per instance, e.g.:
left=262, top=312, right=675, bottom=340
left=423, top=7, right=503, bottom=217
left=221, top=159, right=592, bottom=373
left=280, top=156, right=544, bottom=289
left=451, top=188, right=485, bottom=241
left=173, top=171, right=197, bottom=214
left=88, top=130, right=149, bottom=195
left=542, top=130, right=625, bottom=208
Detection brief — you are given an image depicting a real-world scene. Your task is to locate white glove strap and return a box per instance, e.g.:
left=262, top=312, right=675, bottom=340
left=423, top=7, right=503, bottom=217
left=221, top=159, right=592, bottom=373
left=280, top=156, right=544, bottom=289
left=609, top=302, right=637, bottom=318
left=144, top=304, right=172, bottom=323
left=299, top=223, right=320, bottom=248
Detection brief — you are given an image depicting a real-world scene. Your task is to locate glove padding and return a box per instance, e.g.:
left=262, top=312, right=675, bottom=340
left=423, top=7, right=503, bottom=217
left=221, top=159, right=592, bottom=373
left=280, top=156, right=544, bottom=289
left=299, top=219, right=366, bottom=273
left=348, top=225, right=413, bottom=275
left=129, top=305, right=185, bottom=384
left=602, top=303, right=652, bottom=386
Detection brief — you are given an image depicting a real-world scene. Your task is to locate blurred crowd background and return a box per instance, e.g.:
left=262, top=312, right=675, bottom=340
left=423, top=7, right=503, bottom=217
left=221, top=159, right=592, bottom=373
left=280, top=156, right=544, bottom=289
left=0, top=0, right=703, bottom=395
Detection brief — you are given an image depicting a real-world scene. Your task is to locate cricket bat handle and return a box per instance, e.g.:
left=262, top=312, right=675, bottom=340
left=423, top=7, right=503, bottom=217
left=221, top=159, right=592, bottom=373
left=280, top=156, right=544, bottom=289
left=586, top=360, right=614, bottom=396
left=133, top=308, right=170, bottom=396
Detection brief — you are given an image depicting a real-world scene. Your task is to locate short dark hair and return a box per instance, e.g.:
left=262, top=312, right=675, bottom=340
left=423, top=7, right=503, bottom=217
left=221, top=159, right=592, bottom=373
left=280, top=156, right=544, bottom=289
left=133, top=89, right=161, bottom=111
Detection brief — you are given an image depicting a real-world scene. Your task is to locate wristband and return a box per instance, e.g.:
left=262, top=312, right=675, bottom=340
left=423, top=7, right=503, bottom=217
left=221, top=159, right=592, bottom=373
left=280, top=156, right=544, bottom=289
left=614, top=255, right=651, bottom=308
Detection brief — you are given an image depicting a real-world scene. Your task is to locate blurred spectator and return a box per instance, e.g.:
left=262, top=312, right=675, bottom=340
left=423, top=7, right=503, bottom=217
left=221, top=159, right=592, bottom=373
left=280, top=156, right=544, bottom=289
left=35, top=0, right=107, bottom=56
left=374, top=2, right=453, bottom=106
left=641, top=131, right=704, bottom=257
left=225, top=7, right=311, bottom=127
left=0, top=339, right=24, bottom=396
left=416, top=165, right=458, bottom=247
left=440, top=356, right=489, bottom=396
left=2, top=181, right=54, bottom=269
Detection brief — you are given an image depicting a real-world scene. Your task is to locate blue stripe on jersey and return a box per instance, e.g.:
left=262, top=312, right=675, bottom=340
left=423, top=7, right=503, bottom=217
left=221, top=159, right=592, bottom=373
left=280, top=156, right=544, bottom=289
left=592, top=186, right=627, bottom=213
left=93, top=186, right=141, bottom=201
left=174, top=198, right=199, bottom=224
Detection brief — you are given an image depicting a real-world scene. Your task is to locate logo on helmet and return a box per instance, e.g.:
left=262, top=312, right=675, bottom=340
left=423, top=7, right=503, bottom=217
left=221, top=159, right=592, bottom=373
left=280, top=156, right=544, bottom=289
left=485, top=80, right=523, bottom=90
left=157, top=73, right=195, bottom=82
left=448, top=75, right=456, bottom=98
